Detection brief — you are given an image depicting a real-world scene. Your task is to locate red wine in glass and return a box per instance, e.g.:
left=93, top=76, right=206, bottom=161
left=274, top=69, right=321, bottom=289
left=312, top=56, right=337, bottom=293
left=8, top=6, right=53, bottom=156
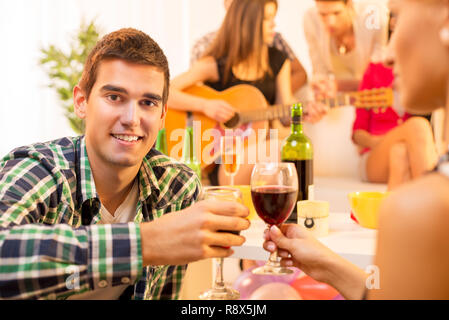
left=251, top=186, right=297, bottom=226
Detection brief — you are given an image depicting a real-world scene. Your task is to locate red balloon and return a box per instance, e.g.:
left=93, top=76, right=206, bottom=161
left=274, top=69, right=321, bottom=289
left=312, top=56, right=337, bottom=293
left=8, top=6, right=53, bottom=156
left=290, top=275, right=340, bottom=300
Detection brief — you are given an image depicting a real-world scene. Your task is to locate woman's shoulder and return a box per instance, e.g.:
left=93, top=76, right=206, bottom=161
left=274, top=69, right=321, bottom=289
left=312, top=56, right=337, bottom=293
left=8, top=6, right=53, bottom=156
left=380, top=173, right=449, bottom=233
left=268, top=46, right=288, bottom=75
left=268, top=46, right=287, bottom=60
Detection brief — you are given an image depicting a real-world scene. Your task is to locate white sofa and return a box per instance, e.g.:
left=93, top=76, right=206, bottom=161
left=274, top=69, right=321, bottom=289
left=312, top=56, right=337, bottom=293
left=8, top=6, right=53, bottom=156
left=304, top=106, right=387, bottom=213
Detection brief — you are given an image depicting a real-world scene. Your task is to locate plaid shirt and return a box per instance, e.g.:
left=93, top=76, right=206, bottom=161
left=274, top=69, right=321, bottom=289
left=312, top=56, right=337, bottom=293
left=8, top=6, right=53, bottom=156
left=190, top=31, right=297, bottom=66
left=0, top=136, right=201, bottom=300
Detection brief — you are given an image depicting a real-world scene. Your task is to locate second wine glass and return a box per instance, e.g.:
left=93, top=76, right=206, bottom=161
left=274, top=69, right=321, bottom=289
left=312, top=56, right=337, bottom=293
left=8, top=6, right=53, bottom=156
left=198, top=186, right=243, bottom=300
left=220, top=135, right=242, bottom=186
left=250, top=162, right=298, bottom=275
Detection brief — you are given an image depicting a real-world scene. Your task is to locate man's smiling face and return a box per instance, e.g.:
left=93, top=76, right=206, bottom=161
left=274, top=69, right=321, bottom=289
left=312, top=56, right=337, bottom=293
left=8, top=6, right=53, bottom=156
left=78, top=58, right=166, bottom=170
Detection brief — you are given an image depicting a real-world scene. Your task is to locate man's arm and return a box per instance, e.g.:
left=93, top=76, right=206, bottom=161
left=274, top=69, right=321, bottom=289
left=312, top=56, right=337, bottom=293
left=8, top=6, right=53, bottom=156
left=0, top=157, right=143, bottom=299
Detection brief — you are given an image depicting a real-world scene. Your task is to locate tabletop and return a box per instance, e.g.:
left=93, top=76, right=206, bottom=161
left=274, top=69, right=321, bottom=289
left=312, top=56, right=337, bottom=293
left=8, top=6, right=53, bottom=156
left=230, top=212, right=377, bottom=270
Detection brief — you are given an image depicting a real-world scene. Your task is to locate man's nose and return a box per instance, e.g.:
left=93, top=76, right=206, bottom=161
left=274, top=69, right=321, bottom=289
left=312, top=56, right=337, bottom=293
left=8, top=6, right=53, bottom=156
left=325, top=15, right=337, bottom=28
left=121, top=101, right=140, bottom=127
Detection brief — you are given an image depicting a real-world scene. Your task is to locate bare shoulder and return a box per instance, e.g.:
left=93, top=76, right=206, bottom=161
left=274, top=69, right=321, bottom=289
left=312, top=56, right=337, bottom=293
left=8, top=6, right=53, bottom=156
left=371, top=173, right=449, bottom=299
left=191, top=56, right=218, bottom=80
left=379, top=173, right=449, bottom=236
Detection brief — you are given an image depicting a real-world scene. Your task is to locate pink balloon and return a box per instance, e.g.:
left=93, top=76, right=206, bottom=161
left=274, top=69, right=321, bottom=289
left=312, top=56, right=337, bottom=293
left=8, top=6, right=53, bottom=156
left=249, top=282, right=303, bottom=300
left=233, top=267, right=302, bottom=300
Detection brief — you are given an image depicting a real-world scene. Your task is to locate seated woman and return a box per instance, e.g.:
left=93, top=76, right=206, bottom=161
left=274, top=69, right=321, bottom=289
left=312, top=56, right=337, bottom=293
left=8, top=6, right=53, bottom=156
left=352, top=13, right=437, bottom=190
left=264, top=0, right=449, bottom=299
left=168, top=0, right=326, bottom=186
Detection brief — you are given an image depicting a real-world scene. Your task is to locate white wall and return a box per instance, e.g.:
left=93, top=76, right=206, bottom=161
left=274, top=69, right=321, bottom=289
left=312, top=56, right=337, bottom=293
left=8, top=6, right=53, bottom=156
left=0, top=0, right=319, bottom=157
left=0, top=0, right=385, bottom=159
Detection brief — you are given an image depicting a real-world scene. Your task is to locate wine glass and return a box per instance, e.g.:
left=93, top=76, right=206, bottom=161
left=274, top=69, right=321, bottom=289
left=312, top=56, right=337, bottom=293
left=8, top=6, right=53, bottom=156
left=250, top=162, right=298, bottom=275
left=199, top=186, right=243, bottom=300
left=220, top=135, right=242, bottom=186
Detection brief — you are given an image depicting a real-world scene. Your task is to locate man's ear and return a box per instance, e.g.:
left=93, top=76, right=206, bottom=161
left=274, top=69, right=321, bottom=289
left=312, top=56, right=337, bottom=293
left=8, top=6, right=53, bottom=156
left=159, top=103, right=168, bottom=131
left=73, top=85, right=88, bottom=119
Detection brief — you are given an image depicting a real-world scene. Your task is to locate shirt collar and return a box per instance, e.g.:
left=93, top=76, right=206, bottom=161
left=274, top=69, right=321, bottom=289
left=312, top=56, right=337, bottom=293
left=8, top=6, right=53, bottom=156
left=75, top=136, right=100, bottom=210
left=75, top=137, right=169, bottom=208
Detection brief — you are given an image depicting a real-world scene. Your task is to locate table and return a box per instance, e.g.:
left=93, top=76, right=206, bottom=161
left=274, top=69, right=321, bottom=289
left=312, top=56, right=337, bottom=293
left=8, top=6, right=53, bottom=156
left=231, top=212, right=377, bottom=270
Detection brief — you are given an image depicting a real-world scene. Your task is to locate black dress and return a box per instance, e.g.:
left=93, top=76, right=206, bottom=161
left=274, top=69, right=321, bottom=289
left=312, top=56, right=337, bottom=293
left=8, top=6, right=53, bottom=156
left=206, top=46, right=288, bottom=105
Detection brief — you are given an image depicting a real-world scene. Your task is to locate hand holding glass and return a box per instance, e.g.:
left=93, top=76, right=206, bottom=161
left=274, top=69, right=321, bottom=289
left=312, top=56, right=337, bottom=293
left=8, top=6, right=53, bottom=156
left=250, top=163, right=298, bottom=275
left=199, top=187, right=243, bottom=300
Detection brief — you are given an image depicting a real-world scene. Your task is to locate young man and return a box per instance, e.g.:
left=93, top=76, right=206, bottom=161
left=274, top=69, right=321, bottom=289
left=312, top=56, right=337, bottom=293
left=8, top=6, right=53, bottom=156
left=304, top=0, right=388, bottom=96
left=0, top=28, right=249, bottom=300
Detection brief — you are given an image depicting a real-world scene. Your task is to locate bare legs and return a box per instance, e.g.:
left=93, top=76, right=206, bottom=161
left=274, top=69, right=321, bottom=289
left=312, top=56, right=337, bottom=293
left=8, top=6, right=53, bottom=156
left=366, top=117, right=438, bottom=190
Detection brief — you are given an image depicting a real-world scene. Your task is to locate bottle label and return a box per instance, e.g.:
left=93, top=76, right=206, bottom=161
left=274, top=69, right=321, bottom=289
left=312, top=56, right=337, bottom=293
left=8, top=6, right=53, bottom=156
left=292, top=115, right=302, bottom=124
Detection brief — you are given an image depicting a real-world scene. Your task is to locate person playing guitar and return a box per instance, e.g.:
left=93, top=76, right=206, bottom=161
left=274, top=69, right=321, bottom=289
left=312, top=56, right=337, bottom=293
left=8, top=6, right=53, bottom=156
left=168, top=0, right=328, bottom=186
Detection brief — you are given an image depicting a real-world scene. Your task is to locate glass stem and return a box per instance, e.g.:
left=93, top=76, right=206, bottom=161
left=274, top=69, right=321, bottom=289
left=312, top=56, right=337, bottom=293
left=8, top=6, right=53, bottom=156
left=269, top=250, right=278, bottom=264
left=230, top=175, right=234, bottom=186
left=213, top=258, right=225, bottom=290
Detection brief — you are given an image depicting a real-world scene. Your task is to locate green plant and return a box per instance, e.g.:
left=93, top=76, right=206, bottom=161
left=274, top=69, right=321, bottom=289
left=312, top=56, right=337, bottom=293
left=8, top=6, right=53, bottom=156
left=39, top=21, right=100, bottom=134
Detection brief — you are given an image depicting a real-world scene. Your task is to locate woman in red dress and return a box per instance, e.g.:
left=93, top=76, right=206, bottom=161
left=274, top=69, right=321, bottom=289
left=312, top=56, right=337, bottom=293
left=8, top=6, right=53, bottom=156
left=352, top=13, right=437, bottom=189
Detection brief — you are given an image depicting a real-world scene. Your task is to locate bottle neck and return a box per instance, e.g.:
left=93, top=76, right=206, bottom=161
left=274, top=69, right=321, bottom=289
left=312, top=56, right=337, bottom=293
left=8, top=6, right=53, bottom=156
left=292, top=121, right=303, bottom=135
left=156, top=129, right=167, bottom=153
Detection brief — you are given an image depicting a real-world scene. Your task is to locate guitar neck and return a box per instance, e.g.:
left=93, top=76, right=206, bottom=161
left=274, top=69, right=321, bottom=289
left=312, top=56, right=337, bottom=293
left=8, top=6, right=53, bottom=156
left=237, top=92, right=357, bottom=123
left=237, top=88, right=393, bottom=124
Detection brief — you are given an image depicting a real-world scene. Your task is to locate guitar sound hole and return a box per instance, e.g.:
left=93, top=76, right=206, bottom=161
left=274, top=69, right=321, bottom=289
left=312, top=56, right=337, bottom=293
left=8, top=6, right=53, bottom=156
left=224, top=114, right=240, bottom=128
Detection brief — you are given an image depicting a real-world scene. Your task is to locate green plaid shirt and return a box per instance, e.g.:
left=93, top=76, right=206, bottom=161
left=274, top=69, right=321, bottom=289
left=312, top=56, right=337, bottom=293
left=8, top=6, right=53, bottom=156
left=0, top=136, right=201, bottom=300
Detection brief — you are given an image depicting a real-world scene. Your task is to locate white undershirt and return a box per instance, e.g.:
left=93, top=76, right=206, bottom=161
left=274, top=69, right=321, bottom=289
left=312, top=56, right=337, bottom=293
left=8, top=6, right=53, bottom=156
left=68, top=180, right=139, bottom=300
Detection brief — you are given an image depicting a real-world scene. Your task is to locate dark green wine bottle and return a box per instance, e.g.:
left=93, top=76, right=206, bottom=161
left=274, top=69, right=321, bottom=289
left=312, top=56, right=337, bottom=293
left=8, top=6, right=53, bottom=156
left=155, top=128, right=168, bottom=155
left=281, top=103, right=314, bottom=224
left=181, top=115, right=202, bottom=180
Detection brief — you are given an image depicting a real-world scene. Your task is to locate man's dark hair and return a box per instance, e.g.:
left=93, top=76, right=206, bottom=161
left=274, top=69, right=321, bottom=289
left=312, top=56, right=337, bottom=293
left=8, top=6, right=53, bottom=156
left=79, top=28, right=170, bottom=104
left=315, top=0, right=349, bottom=3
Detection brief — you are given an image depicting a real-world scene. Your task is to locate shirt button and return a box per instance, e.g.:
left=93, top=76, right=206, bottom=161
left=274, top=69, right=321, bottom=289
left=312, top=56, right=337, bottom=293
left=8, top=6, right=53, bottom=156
left=121, top=277, right=130, bottom=284
left=98, top=280, right=108, bottom=288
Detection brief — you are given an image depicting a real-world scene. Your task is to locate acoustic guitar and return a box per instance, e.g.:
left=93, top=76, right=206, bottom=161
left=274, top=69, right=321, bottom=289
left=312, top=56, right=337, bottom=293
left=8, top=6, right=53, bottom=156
left=165, top=84, right=393, bottom=169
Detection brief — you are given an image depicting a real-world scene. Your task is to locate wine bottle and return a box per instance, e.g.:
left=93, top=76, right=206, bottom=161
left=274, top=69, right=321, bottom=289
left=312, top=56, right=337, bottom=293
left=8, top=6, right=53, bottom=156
left=281, top=104, right=314, bottom=224
left=181, top=114, right=202, bottom=180
left=155, top=128, right=168, bottom=155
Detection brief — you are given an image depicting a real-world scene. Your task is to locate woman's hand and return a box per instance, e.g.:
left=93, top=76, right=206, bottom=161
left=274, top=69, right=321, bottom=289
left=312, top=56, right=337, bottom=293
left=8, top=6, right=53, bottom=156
left=263, top=224, right=367, bottom=300
left=263, top=224, right=337, bottom=283
left=202, top=99, right=236, bottom=123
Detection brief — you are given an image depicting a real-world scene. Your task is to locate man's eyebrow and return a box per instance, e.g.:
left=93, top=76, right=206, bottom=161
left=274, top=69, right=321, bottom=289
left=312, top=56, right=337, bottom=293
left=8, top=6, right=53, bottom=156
left=143, top=93, right=163, bottom=102
left=100, top=85, right=128, bottom=94
left=100, top=85, right=163, bottom=101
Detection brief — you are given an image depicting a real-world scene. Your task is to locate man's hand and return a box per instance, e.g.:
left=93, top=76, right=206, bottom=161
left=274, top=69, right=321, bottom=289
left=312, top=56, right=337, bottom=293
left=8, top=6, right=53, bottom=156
left=202, top=99, right=236, bottom=123
left=140, top=199, right=250, bottom=266
left=304, top=101, right=329, bottom=123
left=311, top=75, right=338, bottom=101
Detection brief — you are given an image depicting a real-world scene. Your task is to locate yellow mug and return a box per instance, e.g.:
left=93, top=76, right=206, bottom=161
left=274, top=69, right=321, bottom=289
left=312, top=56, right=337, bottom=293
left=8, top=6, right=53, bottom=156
left=232, top=185, right=258, bottom=220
